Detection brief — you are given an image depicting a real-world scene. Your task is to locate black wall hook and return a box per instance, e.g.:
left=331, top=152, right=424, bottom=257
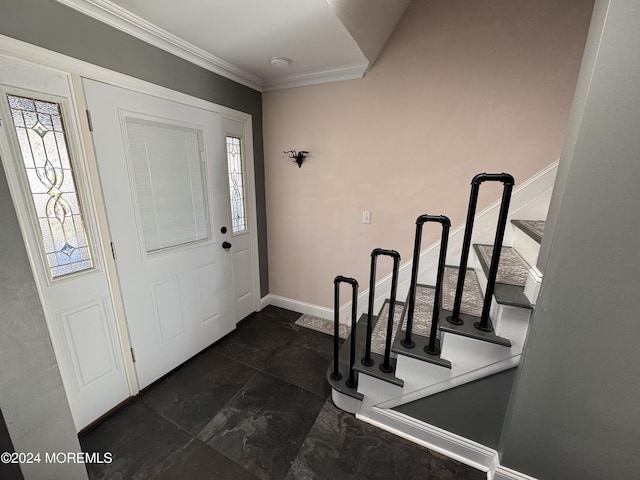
left=284, top=150, right=309, bottom=168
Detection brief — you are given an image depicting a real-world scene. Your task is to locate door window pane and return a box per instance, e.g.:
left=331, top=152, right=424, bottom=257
left=226, top=136, right=247, bottom=234
left=6, top=94, right=93, bottom=278
left=125, top=118, right=209, bottom=253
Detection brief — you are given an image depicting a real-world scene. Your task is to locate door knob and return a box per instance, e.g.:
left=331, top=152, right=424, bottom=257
left=222, top=241, right=232, bottom=249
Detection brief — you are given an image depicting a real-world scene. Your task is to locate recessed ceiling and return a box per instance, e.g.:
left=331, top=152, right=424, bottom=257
left=56, top=0, right=410, bottom=91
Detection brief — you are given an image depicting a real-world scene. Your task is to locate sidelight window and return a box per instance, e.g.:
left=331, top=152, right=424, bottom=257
left=7, top=94, right=93, bottom=278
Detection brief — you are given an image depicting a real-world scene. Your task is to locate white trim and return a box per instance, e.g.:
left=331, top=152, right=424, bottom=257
left=331, top=389, right=360, bottom=414
left=358, top=407, right=494, bottom=474
left=265, top=294, right=333, bottom=319
left=493, top=466, right=538, bottom=480
left=356, top=407, right=539, bottom=480
left=262, top=62, right=369, bottom=92
left=55, top=0, right=263, bottom=91
left=0, top=34, right=253, bottom=121
left=53, top=0, right=371, bottom=92
left=523, top=267, right=543, bottom=306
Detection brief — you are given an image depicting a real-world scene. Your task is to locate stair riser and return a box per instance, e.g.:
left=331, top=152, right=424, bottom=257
left=523, top=267, right=543, bottom=306
left=331, top=389, right=361, bottom=414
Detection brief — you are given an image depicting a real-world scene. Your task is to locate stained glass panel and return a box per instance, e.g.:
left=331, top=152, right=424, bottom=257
left=226, top=136, right=246, bottom=234
left=7, top=94, right=93, bottom=278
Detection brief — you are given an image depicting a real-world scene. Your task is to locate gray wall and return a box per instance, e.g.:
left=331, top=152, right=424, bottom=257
left=0, top=164, right=87, bottom=479
left=0, top=409, right=23, bottom=480
left=394, top=368, right=516, bottom=449
left=499, top=1, right=640, bottom=478
left=0, top=0, right=268, bottom=296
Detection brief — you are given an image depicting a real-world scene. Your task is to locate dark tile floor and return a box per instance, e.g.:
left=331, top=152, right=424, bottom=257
left=80, top=306, right=484, bottom=480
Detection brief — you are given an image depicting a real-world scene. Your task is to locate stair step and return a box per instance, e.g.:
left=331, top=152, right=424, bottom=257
left=474, top=244, right=529, bottom=286
left=441, top=266, right=512, bottom=346
left=391, top=285, right=451, bottom=368
left=370, top=300, right=406, bottom=357
left=511, top=219, right=545, bottom=244
left=473, top=244, right=532, bottom=309
left=440, top=310, right=511, bottom=347
left=352, top=299, right=405, bottom=387
left=326, top=314, right=367, bottom=401
left=443, top=266, right=484, bottom=317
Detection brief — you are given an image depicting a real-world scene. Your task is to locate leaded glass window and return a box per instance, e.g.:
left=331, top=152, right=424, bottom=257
left=7, top=94, right=93, bottom=278
left=226, top=136, right=247, bottom=234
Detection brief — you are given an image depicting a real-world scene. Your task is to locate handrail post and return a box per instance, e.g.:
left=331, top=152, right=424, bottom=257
left=333, top=276, right=359, bottom=387
left=447, top=173, right=515, bottom=327
left=476, top=178, right=514, bottom=331
left=361, top=253, right=378, bottom=367
left=426, top=216, right=450, bottom=355
left=361, top=249, right=401, bottom=371
left=400, top=219, right=424, bottom=349
left=331, top=278, right=342, bottom=381
left=402, top=215, right=451, bottom=353
left=446, top=175, right=482, bottom=326
left=347, top=278, right=359, bottom=387
left=380, top=251, right=401, bottom=373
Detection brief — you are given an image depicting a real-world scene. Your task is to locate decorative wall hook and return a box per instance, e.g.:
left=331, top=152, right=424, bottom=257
left=284, top=150, right=309, bottom=168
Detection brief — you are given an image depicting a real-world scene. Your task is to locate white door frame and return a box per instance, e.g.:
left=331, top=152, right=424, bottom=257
left=0, top=34, right=262, bottom=399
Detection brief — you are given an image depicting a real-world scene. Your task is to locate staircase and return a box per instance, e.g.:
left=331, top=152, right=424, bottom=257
left=327, top=172, right=547, bottom=475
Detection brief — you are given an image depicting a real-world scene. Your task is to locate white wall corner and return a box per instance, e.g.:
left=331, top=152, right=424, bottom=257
left=523, top=267, right=543, bottom=305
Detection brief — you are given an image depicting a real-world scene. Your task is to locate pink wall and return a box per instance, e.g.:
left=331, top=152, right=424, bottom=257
left=262, top=0, right=593, bottom=310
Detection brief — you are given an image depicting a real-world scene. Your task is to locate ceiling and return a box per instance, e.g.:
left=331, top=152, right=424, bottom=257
left=57, top=0, right=411, bottom=92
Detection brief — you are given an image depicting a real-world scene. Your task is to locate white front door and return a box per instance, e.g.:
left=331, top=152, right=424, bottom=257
left=83, top=79, right=237, bottom=388
left=0, top=58, right=131, bottom=430
left=222, top=117, right=258, bottom=321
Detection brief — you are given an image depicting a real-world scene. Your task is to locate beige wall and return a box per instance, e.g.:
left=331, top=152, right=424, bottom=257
left=263, top=0, right=593, bottom=310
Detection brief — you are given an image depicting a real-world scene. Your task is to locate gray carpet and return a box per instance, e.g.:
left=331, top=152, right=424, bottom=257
left=476, top=245, right=529, bottom=286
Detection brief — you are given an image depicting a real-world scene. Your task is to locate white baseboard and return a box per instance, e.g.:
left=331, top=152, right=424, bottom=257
left=493, top=465, right=538, bottom=480
left=355, top=406, right=539, bottom=480
left=358, top=407, right=495, bottom=473
left=261, top=294, right=333, bottom=319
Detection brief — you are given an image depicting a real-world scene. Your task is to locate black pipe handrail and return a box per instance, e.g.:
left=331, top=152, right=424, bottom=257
left=401, top=215, right=451, bottom=355
left=446, top=173, right=515, bottom=331
left=332, top=275, right=359, bottom=388
left=476, top=180, right=513, bottom=331
left=361, top=248, right=401, bottom=374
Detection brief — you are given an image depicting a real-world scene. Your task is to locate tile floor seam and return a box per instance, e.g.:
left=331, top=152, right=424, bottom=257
left=259, top=368, right=330, bottom=402
left=194, top=368, right=262, bottom=444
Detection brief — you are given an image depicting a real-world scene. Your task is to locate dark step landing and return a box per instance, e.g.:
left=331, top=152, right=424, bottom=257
left=392, top=285, right=452, bottom=368
left=473, top=244, right=532, bottom=309
left=511, top=219, right=545, bottom=244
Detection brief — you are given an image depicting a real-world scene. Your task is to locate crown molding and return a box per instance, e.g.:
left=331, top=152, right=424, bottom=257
left=55, top=0, right=264, bottom=91
left=263, top=62, right=369, bottom=92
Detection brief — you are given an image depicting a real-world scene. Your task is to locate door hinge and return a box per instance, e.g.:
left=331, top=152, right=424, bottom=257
left=86, top=109, right=94, bottom=132
left=130, top=347, right=136, bottom=363
left=110, top=241, right=117, bottom=260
